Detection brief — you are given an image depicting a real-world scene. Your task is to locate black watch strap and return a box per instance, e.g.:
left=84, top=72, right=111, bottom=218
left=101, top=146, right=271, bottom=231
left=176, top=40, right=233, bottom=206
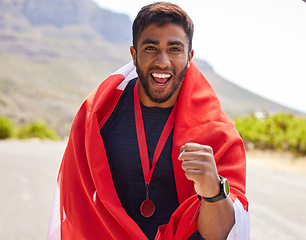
left=202, top=191, right=227, bottom=203
left=198, top=176, right=229, bottom=203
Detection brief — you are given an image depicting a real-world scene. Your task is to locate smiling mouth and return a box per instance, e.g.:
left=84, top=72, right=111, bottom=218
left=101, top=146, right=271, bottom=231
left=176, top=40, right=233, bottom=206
left=151, top=73, right=172, bottom=86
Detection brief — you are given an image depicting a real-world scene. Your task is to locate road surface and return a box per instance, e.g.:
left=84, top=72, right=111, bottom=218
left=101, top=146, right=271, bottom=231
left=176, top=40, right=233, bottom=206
left=0, top=140, right=305, bottom=239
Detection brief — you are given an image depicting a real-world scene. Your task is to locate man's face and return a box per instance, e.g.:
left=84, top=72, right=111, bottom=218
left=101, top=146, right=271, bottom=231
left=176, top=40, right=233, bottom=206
left=130, top=23, right=194, bottom=108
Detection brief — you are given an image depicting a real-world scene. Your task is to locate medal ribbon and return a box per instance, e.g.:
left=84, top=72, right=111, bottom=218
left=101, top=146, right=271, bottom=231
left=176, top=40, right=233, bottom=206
left=134, top=81, right=177, bottom=186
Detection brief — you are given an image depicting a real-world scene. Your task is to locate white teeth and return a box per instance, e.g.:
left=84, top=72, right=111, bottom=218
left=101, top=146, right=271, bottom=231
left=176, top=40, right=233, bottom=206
left=152, top=73, right=171, bottom=79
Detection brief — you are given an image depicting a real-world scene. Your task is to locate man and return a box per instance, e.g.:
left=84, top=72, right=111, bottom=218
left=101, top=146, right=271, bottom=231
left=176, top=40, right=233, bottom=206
left=47, top=2, right=249, bottom=240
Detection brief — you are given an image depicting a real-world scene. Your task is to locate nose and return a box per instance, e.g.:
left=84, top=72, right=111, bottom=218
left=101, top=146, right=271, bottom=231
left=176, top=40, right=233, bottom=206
left=155, top=50, right=171, bottom=69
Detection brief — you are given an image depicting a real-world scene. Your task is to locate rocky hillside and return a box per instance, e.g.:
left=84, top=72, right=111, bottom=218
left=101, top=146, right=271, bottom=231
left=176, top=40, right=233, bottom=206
left=0, top=0, right=297, bottom=136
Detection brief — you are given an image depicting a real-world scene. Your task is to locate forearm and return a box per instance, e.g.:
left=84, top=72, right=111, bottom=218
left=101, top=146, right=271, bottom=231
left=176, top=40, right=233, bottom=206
left=197, top=197, right=235, bottom=240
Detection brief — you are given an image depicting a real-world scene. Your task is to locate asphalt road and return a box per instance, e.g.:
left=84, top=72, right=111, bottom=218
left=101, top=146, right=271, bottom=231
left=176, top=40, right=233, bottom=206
left=0, top=140, right=305, bottom=240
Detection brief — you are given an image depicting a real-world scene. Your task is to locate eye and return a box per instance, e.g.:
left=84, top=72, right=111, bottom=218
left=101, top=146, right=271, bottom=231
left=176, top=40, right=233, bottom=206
left=170, top=47, right=182, bottom=52
left=145, top=46, right=157, bottom=51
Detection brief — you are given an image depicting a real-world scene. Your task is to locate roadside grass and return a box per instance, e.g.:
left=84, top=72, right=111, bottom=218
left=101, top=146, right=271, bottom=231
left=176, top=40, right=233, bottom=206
left=0, top=116, right=60, bottom=140
left=234, top=112, right=306, bottom=156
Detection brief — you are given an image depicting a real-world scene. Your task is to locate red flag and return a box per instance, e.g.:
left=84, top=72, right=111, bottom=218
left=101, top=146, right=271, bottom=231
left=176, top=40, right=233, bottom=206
left=47, top=61, right=248, bottom=240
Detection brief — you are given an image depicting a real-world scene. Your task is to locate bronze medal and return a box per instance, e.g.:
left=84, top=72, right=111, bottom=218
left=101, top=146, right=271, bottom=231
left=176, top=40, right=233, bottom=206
left=140, top=184, right=155, bottom=217
left=140, top=199, right=155, bottom=217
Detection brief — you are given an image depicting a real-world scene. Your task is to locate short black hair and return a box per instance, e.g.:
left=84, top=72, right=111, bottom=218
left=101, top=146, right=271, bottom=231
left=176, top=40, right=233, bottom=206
left=132, top=2, right=194, bottom=52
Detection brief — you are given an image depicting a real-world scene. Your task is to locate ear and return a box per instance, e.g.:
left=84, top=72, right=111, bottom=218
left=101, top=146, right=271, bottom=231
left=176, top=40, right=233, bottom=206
left=130, top=46, right=137, bottom=66
left=187, top=49, right=194, bottom=68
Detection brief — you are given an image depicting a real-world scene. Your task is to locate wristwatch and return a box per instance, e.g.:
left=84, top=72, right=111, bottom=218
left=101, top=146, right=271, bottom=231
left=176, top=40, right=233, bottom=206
left=198, top=176, right=230, bottom=203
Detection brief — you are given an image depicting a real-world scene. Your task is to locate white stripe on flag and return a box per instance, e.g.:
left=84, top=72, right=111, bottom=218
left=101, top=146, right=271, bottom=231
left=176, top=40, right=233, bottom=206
left=47, top=182, right=61, bottom=240
left=115, top=61, right=138, bottom=91
left=227, top=198, right=250, bottom=240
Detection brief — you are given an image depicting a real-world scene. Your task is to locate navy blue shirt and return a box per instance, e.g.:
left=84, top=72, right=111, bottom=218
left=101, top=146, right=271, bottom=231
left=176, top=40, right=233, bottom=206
left=100, top=78, right=203, bottom=240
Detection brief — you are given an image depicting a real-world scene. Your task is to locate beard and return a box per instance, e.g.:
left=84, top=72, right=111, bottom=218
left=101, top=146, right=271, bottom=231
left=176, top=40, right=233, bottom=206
left=135, top=60, right=188, bottom=104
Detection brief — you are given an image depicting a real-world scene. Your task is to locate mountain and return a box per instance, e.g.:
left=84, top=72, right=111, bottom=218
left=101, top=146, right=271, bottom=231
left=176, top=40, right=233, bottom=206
left=193, top=59, right=294, bottom=117
left=0, top=0, right=299, bottom=136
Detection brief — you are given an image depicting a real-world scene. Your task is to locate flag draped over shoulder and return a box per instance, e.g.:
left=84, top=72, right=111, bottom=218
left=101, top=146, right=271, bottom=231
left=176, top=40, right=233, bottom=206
left=47, top=61, right=248, bottom=240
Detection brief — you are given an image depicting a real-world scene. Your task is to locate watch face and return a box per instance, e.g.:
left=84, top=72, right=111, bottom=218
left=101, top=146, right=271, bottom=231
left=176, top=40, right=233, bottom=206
left=224, top=178, right=230, bottom=195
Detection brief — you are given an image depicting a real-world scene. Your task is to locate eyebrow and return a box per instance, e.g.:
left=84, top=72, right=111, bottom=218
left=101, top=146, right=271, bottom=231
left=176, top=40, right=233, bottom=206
left=141, top=39, right=159, bottom=46
left=141, top=39, right=185, bottom=48
left=168, top=40, right=185, bottom=48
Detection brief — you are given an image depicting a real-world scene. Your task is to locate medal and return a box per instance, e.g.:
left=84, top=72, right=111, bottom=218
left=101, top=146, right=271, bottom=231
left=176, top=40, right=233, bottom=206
left=134, top=81, right=177, bottom=218
left=140, top=184, right=155, bottom=217
left=140, top=199, right=155, bottom=218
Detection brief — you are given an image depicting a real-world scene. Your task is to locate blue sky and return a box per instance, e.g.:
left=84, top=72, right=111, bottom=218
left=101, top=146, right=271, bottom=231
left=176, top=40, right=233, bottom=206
left=93, top=0, right=306, bottom=113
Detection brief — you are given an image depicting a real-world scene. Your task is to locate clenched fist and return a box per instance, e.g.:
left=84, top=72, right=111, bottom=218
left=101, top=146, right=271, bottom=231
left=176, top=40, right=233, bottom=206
left=178, top=143, right=221, bottom=198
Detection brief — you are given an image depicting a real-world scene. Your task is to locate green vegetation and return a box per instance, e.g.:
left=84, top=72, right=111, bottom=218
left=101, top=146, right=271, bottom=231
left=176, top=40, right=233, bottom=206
left=234, top=112, right=306, bottom=156
left=0, top=116, right=60, bottom=140
left=0, top=116, right=16, bottom=139
left=16, top=121, right=60, bottom=140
